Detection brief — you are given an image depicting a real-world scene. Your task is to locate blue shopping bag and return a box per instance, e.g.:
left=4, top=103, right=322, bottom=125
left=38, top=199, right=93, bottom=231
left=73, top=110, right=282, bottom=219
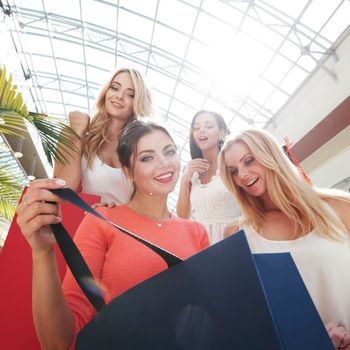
left=75, top=231, right=333, bottom=350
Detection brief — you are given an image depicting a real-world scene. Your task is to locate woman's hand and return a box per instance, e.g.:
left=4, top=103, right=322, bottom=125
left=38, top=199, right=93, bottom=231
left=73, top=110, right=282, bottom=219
left=16, top=178, right=66, bottom=253
left=326, top=323, right=350, bottom=349
left=181, top=158, right=209, bottom=184
left=68, top=111, right=90, bottom=137
left=223, top=221, right=240, bottom=238
left=91, top=201, right=117, bottom=209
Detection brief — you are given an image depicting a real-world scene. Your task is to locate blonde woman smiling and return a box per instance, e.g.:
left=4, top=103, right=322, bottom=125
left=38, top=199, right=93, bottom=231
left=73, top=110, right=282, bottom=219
left=219, top=128, right=350, bottom=350
left=54, top=68, right=153, bottom=205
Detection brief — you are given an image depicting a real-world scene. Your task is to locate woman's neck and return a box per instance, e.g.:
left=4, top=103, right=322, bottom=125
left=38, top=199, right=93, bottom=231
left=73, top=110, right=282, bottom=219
left=202, top=147, right=218, bottom=164
left=106, top=117, right=127, bottom=141
left=202, top=148, right=219, bottom=174
left=128, top=194, right=170, bottom=222
left=260, top=192, right=278, bottom=212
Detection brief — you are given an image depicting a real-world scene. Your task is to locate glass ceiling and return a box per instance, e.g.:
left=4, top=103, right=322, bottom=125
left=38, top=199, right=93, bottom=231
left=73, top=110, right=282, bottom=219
left=1, top=0, right=349, bottom=210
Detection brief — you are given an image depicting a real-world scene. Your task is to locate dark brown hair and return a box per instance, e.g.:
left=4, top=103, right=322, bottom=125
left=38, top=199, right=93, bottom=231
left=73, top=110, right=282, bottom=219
left=189, top=110, right=230, bottom=159
left=118, top=119, right=175, bottom=171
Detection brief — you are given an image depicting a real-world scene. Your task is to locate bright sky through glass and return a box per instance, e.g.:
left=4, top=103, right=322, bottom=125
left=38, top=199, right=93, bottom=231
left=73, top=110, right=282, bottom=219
left=1, top=0, right=349, bottom=210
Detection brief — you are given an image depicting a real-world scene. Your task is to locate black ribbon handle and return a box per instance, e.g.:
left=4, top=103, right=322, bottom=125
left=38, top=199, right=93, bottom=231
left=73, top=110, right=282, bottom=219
left=49, top=188, right=183, bottom=312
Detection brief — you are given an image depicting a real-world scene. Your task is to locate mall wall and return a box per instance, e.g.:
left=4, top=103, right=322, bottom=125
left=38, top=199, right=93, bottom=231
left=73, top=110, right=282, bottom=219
left=266, top=26, right=350, bottom=190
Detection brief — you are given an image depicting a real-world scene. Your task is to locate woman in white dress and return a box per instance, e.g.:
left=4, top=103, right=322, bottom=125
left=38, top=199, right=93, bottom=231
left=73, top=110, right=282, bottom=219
left=176, top=110, right=240, bottom=244
left=54, top=68, right=153, bottom=205
left=219, top=128, right=350, bottom=349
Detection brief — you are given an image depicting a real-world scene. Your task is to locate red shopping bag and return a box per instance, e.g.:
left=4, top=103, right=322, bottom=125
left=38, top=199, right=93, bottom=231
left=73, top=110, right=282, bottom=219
left=0, top=187, right=100, bottom=350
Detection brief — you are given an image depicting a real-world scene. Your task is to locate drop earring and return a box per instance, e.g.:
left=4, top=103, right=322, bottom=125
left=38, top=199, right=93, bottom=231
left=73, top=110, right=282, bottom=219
left=218, top=136, right=225, bottom=149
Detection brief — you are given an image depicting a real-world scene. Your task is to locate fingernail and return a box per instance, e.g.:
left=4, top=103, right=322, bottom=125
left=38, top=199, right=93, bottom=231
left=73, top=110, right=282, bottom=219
left=56, top=216, right=61, bottom=223
left=55, top=179, right=66, bottom=186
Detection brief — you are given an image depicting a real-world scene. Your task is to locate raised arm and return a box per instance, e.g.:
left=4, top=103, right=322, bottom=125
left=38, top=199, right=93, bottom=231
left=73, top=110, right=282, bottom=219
left=16, top=179, right=76, bottom=349
left=54, top=111, right=90, bottom=190
left=176, top=159, right=209, bottom=219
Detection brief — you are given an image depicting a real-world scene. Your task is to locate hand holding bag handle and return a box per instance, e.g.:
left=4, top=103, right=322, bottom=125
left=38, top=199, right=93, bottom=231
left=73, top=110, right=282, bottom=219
left=49, top=188, right=183, bottom=312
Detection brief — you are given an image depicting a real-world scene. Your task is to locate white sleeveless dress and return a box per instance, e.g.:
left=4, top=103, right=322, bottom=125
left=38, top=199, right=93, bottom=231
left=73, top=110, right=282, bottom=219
left=81, top=156, right=133, bottom=204
left=242, top=206, right=350, bottom=330
left=190, top=172, right=240, bottom=245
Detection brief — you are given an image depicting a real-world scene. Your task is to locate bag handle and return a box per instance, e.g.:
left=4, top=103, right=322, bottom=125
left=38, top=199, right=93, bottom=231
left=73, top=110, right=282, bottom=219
left=50, top=188, right=183, bottom=312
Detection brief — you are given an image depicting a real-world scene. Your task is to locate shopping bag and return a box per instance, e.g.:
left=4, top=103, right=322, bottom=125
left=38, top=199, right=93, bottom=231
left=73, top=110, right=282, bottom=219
left=0, top=188, right=100, bottom=350
left=76, top=230, right=333, bottom=350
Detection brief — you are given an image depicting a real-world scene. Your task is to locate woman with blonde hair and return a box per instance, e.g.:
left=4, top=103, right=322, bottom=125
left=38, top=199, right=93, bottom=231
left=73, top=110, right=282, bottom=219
left=219, top=128, right=350, bottom=349
left=54, top=67, right=153, bottom=205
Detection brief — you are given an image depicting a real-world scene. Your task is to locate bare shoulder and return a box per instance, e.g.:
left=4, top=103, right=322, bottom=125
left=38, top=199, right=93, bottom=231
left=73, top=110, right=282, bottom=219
left=324, top=197, right=350, bottom=234
left=324, top=197, right=350, bottom=215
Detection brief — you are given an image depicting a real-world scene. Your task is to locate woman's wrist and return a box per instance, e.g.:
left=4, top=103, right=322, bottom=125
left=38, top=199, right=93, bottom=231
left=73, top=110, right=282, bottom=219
left=32, top=247, right=56, bottom=262
left=181, top=176, right=191, bottom=186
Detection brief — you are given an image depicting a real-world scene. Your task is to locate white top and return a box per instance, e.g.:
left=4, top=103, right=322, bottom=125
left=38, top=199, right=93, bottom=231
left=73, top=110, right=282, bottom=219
left=190, top=172, right=240, bottom=245
left=81, top=156, right=133, bottom=204
left=243, top=208, right=350, bottom=330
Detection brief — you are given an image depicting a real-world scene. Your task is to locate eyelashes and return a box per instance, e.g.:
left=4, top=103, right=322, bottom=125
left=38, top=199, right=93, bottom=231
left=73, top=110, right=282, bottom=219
left=193, top=125, right=215, bottom=131
left=110, top=85, right=135, bottom=98
left=228, top=157, right=255, bottom=176
left=140, top=148, right=178, bottom=162
left=229, top=168, right=238, bottom=176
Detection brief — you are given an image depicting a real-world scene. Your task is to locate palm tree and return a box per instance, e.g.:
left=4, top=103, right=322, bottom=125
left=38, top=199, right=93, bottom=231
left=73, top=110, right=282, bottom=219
left=0, top=65, right=78, bottom=236
left=0, top=143, right=25, bottom=220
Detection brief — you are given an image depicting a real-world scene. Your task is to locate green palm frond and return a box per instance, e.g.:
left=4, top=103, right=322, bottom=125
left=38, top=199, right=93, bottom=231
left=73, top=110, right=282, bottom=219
left=0, top=66, right=29, bottom=118
left=0, top=110, right=28, bottom=135
left=0, top=65, right=79, bottom=166
left=0, top=216, right=11, bottom=246
left=0, top=149, right=25, bottom=221
left=29, top=113, right=79, bottom=166
left=0, top=65, right=80, bottom=227
left=0, top=173, right=22, bottom=221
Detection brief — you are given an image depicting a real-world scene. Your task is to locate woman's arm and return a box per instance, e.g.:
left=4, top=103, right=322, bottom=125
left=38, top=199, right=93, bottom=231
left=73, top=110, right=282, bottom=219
left=54, top=111, right=90, bottom=190
left=32, top=249, right=75, bottom=349
left=176, top=159, right=209, bottom=219
left=176, top=175, right=192, bottom=219
left=16, top=179, right=75, bottom=349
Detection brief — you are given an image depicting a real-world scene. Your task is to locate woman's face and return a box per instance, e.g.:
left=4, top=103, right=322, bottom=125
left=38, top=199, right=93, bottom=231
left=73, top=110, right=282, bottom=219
left=192, top=112, right=224, bottom=152
left=105, top=72, right=135, bottom=121
left=224, top=141, right=267, bottom=198
left=131, top=130, right=180, bottom=197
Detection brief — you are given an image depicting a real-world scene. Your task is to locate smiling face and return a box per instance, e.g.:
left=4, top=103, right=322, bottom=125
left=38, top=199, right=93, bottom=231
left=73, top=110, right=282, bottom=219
left=192, top=112, right=225, bottom=153
left=224, top=141, right=268, bottom=198
left=105, top=71, right=135, bottom=121
left=130, top=129, right=180, bottom=197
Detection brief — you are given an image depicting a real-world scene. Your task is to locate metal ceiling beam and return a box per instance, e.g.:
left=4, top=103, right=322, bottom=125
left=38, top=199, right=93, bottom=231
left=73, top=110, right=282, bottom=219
left=41, top=0, right=68, bottom=120
left=79, top=0, right=90, bottom=114
left=145, top=0, right=159, bottom=75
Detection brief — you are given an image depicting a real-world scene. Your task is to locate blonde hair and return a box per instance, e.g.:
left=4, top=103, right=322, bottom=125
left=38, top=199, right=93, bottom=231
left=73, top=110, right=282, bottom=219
left=219, top=128, right=350, bottom=240
left=84, top=68, right=153, bottom=167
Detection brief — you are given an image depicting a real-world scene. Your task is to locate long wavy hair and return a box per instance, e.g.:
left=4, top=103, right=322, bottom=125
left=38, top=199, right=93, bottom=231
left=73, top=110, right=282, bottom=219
left=189, top=110, right=230, bottom=159
left=84, top=68, right=153, bottom=167
left=218, top=128, right=350, bottom=240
